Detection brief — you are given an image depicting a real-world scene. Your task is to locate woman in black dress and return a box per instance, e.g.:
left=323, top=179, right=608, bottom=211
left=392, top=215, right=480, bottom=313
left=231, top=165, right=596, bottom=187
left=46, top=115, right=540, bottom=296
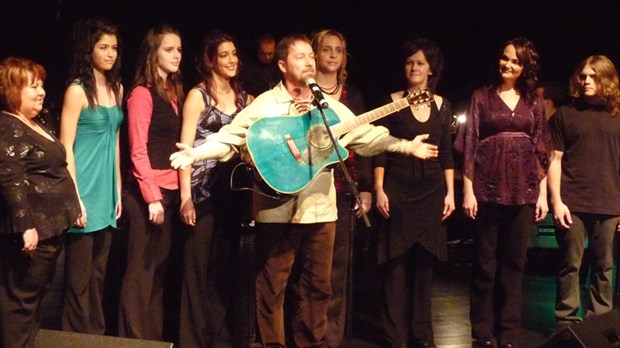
left=374, top=39, right=454, bottom=348
left=0, top=57, right=81, bottom=347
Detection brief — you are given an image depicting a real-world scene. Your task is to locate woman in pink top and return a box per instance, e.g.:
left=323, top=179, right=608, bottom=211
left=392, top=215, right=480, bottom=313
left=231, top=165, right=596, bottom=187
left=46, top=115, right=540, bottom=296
left=118, top=24, right=184, bottom=341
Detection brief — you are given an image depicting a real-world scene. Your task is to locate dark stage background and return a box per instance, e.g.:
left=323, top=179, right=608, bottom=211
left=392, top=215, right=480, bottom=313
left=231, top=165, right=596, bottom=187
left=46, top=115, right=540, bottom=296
left=1, top=0, right=620, bottom=110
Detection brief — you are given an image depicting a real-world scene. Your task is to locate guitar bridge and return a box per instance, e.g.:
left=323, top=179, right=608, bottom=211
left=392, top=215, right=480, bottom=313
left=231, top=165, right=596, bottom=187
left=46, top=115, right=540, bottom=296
left=285, top=134, right=303, bottom=164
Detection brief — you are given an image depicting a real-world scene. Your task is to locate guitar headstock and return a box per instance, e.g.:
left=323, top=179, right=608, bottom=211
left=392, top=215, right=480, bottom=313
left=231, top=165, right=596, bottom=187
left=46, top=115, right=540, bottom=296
left=405, top=88, right=434, bottom=107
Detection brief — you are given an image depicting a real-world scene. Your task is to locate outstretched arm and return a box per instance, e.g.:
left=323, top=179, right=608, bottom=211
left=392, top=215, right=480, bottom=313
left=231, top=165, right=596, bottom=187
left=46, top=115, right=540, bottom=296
left=170, top=141, right=232, bottom=169
left=385, top=134, right=438, bottom=159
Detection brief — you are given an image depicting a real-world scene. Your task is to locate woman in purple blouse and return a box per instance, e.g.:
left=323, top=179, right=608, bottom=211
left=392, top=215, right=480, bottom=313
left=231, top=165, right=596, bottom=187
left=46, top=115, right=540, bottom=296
left=454, top=37, right=552, bottom=348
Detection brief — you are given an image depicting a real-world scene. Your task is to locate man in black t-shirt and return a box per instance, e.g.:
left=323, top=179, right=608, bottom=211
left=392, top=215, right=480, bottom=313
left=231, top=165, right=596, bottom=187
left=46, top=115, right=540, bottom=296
left=548, top=55, right=620, bottom=332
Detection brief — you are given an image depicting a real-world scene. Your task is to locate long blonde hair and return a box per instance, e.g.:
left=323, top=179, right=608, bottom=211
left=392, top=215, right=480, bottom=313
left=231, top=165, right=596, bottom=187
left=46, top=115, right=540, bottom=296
left=311, top=29, right=348, bottom=85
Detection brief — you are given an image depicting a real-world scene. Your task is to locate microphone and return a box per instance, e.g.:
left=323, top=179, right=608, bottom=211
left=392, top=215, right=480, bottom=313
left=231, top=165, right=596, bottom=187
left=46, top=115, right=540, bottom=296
left=305, top=78, right=329, bottom=109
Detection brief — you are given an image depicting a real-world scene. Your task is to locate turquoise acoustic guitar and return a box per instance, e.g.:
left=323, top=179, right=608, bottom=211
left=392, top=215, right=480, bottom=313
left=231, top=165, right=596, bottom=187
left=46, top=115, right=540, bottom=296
left=246, top=88, right=433, bottom=194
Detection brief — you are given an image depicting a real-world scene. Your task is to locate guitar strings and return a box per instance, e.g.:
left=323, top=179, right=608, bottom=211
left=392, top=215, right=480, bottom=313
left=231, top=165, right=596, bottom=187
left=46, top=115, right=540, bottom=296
left=288, top=102, right=411, bottom=147
left=287, top=94, right=432, bottom=152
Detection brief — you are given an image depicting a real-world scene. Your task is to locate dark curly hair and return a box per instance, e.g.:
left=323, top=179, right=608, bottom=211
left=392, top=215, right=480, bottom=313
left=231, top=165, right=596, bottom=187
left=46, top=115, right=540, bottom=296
left=568, top=55, right=620, bottom=116
left=68, top=18, right=122, bottom=108
left=496, top=37, right=540, bottom=105
left=196, top=30, right=244, bottom=110
left=402, top=38, right=444, bottom=93
left=133, top=24, right=184, bottom=104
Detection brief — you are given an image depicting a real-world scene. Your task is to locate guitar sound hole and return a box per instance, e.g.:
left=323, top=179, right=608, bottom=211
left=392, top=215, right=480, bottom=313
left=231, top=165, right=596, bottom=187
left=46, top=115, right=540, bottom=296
left=307, top=125, right=331, bottom=149
left=302, top=125, right=333, bottom=165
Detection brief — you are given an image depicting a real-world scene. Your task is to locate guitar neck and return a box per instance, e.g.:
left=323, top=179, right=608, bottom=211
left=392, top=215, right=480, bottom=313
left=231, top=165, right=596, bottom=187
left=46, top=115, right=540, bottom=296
left=331, top=98, right=412, bottom=137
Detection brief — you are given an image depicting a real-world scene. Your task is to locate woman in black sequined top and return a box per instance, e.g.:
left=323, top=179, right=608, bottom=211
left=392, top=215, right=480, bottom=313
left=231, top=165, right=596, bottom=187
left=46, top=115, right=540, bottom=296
left=0, top=57, right=81, bottom=348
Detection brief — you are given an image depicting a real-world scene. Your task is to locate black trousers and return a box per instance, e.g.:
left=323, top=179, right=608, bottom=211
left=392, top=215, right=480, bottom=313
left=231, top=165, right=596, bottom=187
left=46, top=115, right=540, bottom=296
left=62, top=228, right=113, bottom=334
left=555, top=213, right=618, bottom=325
left=0, top=234, right=63, bottom=348
left=470, top=203, right=533, bottom=342
left=178, top=200, right=236, bottom=348
left=380, top=245, right=435, bottom=347
left=118, top=188, right=181, bottom=341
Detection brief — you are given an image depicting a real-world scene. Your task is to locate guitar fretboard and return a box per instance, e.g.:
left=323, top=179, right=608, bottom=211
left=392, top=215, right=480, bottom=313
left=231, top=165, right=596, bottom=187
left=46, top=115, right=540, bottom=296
left=331, top=98, right=415, bottom=137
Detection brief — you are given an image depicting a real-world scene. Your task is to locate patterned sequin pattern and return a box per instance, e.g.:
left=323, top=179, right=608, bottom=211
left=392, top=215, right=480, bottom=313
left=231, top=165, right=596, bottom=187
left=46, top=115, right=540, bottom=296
left=0, top=113, right=81, bottom=239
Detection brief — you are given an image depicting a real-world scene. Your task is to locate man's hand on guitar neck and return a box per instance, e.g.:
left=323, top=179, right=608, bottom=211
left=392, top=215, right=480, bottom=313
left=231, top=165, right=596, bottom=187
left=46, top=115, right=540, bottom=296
left=170, top=142, right=197, bottom=170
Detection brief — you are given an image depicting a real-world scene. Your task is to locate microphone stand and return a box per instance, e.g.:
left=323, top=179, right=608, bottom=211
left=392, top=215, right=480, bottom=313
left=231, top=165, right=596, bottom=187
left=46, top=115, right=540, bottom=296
left=314, top=102, right=372, bottom=229
left=313, top=98, right=369, bottom=341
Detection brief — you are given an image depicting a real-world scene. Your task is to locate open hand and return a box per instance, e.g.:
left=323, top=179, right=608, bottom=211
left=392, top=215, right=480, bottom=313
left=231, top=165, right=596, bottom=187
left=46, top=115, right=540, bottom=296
left=170, top=143, right=196, bottom=169
left=410, top=134, right=438, bottom=160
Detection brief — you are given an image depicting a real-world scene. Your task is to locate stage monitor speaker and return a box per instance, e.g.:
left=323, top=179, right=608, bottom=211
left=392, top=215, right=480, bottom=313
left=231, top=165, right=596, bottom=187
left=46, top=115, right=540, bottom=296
left=539, top=309, right=620, bottom=347
left=35, top=329, right=174, bottom=348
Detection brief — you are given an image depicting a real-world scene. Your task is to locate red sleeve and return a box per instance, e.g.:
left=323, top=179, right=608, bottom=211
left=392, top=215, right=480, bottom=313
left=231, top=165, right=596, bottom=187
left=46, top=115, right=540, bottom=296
left=127, top=86, right=162, bottom=203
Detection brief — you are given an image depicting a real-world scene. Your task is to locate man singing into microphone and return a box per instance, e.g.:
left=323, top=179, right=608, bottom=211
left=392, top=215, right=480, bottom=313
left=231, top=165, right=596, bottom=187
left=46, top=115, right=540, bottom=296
left=170, top=33, right=437, bottom=348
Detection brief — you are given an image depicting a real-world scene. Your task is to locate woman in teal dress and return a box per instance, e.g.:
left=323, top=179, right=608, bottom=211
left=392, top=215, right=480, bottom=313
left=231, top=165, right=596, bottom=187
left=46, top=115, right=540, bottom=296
left=59, top=18, right=123, bottom=335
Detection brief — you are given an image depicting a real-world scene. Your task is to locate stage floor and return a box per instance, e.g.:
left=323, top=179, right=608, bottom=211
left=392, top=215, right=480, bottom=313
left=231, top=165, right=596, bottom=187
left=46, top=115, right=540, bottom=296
left=39, top=234, right=575, bottom=347
left=346, top=240, right=554, bottom=347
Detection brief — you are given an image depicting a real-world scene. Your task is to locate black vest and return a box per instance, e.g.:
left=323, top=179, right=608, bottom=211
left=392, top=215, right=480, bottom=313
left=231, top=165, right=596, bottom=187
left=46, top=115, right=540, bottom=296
left=146, top=86, right=181, bottom=169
